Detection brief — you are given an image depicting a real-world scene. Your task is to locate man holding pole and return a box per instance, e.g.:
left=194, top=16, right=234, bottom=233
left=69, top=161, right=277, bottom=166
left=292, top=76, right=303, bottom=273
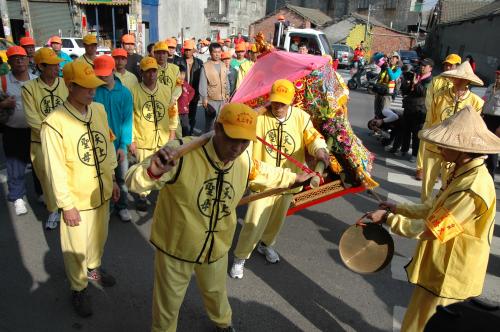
left=230, top=79, right=329, bottom=279
left=126, top=102, right=313, bottom=332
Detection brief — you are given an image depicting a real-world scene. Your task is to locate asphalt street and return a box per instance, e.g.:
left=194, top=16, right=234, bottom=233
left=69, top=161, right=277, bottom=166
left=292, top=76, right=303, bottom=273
left=0, top=69, right=498, bottom=332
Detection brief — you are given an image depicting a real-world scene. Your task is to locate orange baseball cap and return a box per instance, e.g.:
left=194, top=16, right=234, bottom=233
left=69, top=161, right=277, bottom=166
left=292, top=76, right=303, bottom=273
left=49, top=36, right=62, bottom=44
left=235, top=43, right=246, bottom=52
left=63, top=61, right=105, bottom=89
left=140, top=57, right=158, bottom=71
left=20, top=37, right=35, bottom=46
left=34, top=47, right=63, bottom=65
left=121, top=34, right=135, bottom=44
left=217, top=103, right=257, bottom=141
left=94, top=55, right=115, bottom=76
left=6, top=46, right=27, bottom=58
left=278, top=15, right=285, bottom=20
left=202, top=39, right=210, bottom=46
left=83, top=34, right=97, bottom=45
left=183, top=39, right=195, bottom=50
left=111, top=48, right=128, bottom=58
left=166, top=38, right=177, bottom=48
left=221, top=51, right=231, bottom=60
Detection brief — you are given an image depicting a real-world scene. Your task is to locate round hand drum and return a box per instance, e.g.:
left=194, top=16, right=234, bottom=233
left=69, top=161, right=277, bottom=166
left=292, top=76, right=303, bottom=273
left=339, top=223, right=394, bottom=274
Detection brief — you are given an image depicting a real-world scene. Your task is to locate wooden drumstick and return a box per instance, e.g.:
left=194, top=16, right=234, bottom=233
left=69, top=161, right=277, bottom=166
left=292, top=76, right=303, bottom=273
left=170, top=131, right=214, bottom=160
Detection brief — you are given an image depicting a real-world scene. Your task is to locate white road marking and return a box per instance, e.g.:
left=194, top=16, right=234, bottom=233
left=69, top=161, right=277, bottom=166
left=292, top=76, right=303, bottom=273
left=387, top=193, right=417, bottom=205
left=388, top=172, right=430, bottom=188
left=386, top=158, right=414, bottom=171
left=393, top=305, right=406, bottom=332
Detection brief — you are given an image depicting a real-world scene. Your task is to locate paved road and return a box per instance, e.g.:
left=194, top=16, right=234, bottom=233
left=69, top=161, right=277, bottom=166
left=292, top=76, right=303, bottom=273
left=1, top=71, right=498, bottom=331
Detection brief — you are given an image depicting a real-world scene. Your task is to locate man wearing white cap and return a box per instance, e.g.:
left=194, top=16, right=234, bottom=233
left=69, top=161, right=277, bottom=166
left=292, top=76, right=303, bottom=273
left=360, top=106, right=500, bottom=332
left=420, top=61, right=484, bottom=203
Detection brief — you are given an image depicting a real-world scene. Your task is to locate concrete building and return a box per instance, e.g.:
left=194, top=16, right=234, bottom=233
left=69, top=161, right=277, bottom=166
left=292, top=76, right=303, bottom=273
left=426, top=0, right=500, bottom=84
left=249, top=3, right=332, bottom=42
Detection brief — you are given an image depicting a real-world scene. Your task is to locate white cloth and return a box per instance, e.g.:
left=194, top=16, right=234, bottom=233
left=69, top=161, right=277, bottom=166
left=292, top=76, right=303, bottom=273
left=4, top=72, right=36, bottom=128
left=382, top=107, right=399, bottom=123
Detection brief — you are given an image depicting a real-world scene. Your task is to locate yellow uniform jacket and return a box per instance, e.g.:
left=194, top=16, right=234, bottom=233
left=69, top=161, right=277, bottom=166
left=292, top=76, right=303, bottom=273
left=424, top=75, right=452, bottom=115
left=236, top=60, right=254, bottom=88
left=387, top=159, right=496, bottom=300
left=426, top=88, right=484, bottom=153
left=116, top=70, right=138, bottom=92
left=131, top=82, right=177, bottom=150
left=126, top=138, right=297, bottom=263
left=41, top=102, right=117, bottom=211
left=22, top=77, right=69, bottom=142
left=252, top=106, right=327, bottom=192
left=158, top=63, right=180, bottom=95
left=76, top=54, right=94, bottom=67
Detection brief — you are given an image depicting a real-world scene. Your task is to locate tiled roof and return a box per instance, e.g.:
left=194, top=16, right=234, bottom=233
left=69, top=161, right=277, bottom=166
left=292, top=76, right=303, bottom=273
left=286, top=4, right=333, bottom=27
left=440, top=0, right=495, bottom=23
left=449, top=0, right=500, bottom=23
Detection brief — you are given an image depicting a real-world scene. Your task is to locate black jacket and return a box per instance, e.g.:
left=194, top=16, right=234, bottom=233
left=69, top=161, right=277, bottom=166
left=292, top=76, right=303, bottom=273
left=177, top=56, right=204, bottom=95
left=402, top=74, right=432, bottom=112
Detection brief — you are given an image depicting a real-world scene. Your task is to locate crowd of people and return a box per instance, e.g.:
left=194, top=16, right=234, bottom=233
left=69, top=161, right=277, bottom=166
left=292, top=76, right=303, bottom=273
left=0, top=22, right=499, bottom=332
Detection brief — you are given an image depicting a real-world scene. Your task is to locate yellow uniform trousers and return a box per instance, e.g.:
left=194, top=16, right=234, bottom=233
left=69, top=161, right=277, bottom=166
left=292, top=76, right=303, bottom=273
left=401, top=287, right=457, bottom=332
left=234, top=193, right=293, bottom=259
left=416, top=141, right=425, bottom=171
left=136, top=148, right=156, bottom=197
left=60, top=201, right=110, bottom=291
left=30, top=142, right=57, bottom=212
left=420, top=149, right=448, bottom=203
left=152, top=250, right=232, bottom=332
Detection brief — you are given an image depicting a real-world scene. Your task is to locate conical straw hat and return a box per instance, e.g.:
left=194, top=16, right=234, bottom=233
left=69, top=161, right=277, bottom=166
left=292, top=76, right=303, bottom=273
left=419, top=105, right=500, bottom=154
left=441, top=61, right=483, bottom=86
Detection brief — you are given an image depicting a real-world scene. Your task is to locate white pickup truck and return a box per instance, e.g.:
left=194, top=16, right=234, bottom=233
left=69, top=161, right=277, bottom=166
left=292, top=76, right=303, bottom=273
left=275, top=28, right=334, bottom=57
left=59, top=37, right=111, bottom=59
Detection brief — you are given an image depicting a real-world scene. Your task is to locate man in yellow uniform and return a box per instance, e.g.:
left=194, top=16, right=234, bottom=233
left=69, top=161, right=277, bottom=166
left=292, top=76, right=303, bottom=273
left=420, top=61, right=483, bottom=203
left=361, top=106, right=500, bottom=332
left=126, top=102, right=313, bottom=332
left=22, top=47, right=69, bottom=229
left=76, top=34, right=98, bottom=67
left=40, top=61, right=120, bottom=317
left=153, top=41, right=180, bottom=95
left=235, top=44, right=256, bottom=89
left=414, top=54, right=461, bottom=181
left=230, top=79, right=329, bottom=278
left=129, top=57, right=177, bottom=211
left=112, top=47, right=138, bottom=91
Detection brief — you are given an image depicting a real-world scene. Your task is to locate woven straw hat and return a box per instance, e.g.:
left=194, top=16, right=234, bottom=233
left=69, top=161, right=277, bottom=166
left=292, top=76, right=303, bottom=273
left=441, top=61, right=483, bottom=86
left=419, top=105, right=500, bottom=154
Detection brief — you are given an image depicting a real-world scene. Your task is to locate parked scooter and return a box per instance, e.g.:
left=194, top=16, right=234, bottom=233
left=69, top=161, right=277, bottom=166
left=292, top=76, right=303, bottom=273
left=347, top=63, right=379, bottom=92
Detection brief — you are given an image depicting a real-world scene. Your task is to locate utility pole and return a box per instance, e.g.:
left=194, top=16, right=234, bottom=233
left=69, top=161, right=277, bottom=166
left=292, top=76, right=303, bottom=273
left=19, top=0, right=33, bottom=38
left=0, top=0, right=13, bottom=42
left=365, top=4, right=372, bottom=41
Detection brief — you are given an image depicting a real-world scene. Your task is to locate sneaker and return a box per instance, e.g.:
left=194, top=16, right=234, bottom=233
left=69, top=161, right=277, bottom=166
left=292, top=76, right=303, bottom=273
left=136, top=197, right=148, bottom=212
left=72, top=288, right=92, bottom=318
left=408, top=155, right=416, bottom=163
left=214, top=326, right=235, bottom=332
left=229, top=258, right=246, bottom=279
left=14, top=199, right=28, bottom=216
left=415, top=169, right=423, bottom=181
left=45, top=211, right=60, bottom=230
left=257, top=242, right=280, bottom=263
left=87, top=268, right=116, bottom=287
left=118, top=209, right=132, bottom=222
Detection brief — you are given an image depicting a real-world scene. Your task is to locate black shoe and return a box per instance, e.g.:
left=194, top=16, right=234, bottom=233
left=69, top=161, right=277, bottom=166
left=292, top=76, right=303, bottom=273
left=388, top=147, right=398, bottom=154
left=87, top=268, right=116, bottom=287
left=214, top=326, right=235, bottom=332
left=72, top=288, right=92, bottom=318
left=136, top=197, right=148, bottom=212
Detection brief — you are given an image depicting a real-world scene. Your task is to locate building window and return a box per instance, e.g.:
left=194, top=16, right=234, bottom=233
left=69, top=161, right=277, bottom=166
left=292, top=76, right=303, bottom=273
left=252, top=1, right=257, bottom=11
left=236, top=0, right=241, bottom=10
left=358, top=0, right=369, bottom=9
left=385, top=0, right=397, bottom=9
left=219, top=0, right=226, bottom=15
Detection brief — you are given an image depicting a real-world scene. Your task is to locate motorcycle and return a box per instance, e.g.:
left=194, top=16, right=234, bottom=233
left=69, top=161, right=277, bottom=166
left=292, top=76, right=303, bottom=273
left=347, top=63, right=379, bottom=92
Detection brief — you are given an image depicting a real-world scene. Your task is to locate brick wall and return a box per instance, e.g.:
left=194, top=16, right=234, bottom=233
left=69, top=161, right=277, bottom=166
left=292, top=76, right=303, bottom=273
left=249, top=8, right=310, bottom=41
left=371, top=26, right=414, bottom=56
